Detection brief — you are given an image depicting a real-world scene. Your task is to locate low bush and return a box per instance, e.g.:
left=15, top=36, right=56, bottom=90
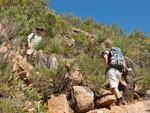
left=35, top=39, right=48, bottom=50
left=77, top=24, right=93, bottom=33
left=51, top=38, right=62, bottom=54
left=136, top=68, right=150, bottom=93
left=112, top=36, right=138, bottom=56
left=76, top=54, right=106, bottom=94
left=29, top=59, right=68, bottom=100
left=69, top=32, right=89, bottom=45
left=0, top=55, right=49, bottom=112
left=96, top=31, right=108, bottom=43
left=56, top=16, right=71, bottom=37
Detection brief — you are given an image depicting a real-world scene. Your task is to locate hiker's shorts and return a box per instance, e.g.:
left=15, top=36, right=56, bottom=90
left=108, top=68, right=122, bottom=88
left=26, top=47, right=36, bottom=56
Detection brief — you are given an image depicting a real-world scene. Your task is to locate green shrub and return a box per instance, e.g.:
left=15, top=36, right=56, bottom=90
left=56, top=16, right=71, bottom=37
left=0, top=57, right=26, bottom=112
left=0, top=0, right=49, bottom=18
left=136, top=68, right=150, bottom=86
left=96, top=31, right=107, bottom=43
left=70, top=33, right=89, bottom=45
left=83, top=17, right=94, bottom=27
left=42, top=13, right=57, bottom=38
left=60, top=12, right=82, bottom=26
left=76, top=54, right=106, bottom=93
left=0, top=99, right=17, bottom=113
left=112, top=36, right=138, bottom=56
left=0, top=56, right=49, bottom=112
left=51, top=38, right=62, bottom=54
left=35, top=39, right=48, bottom=50
left=29, top=62, right=68, bottom=99
left=77, top=24, right=93, bottom=33
left=23, top=88, right=42, bottom=101
left=135, top=68, right=150, bottom=95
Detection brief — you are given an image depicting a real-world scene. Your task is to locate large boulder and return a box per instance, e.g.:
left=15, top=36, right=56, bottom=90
left=64, top=70, right=85, bottom=96
left=95, top=95, right=116, bottom=107
left=125, top=57, right=139, bottom=74
left=121, top=71, right=135, bottom=103
left=35, top=50, right=58, bottom=70
left=73, top=86, right=94, bottom=113
left=117, top=57, right=136, bottom=103
left=48, top=94, right=70, bottom=113
left=68, top=70, right=84, bottom=85
left=18, top=60, right=33, bottom=72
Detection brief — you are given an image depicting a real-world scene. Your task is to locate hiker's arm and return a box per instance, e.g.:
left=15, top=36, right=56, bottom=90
left=27, top=37, right=31, bottom=49
left=125, top=64, right=132, bottom=72
left=103, top=54, right=108, bottom=69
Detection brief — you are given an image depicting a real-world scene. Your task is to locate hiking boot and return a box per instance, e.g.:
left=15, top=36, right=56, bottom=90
left=115, top=97, right=126, bottom=106
left=115, top=100, right=121, bottom=106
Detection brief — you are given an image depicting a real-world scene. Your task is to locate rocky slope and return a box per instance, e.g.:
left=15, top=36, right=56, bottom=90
left=0, top=26, right=150, bottom=113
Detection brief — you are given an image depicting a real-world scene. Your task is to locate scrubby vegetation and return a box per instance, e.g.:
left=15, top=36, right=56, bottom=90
left=0, top=56, right=49, bottom=112
left=0, top=0, right=150, bottom=112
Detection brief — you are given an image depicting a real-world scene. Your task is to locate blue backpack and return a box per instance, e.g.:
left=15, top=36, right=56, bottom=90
left=105, top=47, right=125, bottom=74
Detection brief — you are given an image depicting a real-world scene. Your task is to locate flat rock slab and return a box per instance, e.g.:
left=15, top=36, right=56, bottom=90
left=95, top=95, right=116, bottom=107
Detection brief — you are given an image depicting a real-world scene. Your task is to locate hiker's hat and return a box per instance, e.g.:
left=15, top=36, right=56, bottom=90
left=36, top=26, right=43, bottom=31
left=100, top=50, right=109, bottom=58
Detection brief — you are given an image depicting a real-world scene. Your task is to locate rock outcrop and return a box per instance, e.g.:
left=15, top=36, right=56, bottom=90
left=48, top=94, right=70, bottom=113
left=120, top=71, right=135, bottom=103
left=35, top=50, right=58, bottom=70
left=73, top=86, right=94, bottom=112
left=125, top=57, right=139, bottom=74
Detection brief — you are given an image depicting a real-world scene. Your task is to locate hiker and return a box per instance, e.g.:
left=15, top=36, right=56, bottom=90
left=101, top=47, right=132, bottom=105
left=23, top=26, right=43, bottom=61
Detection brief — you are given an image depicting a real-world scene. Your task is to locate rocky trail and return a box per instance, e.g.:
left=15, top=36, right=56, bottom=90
left=88, top=100, right=150, bottom=113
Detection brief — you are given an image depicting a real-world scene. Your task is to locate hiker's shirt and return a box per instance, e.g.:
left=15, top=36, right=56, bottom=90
left=28, top=33, right=42, bottom=49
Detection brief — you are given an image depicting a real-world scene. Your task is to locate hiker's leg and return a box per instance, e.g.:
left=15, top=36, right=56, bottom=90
left=23, top=48, right=34, bottom=61
left=108, top=68, right=120, bottom=89
left=111, top=88, right=121, bottom=99
left=108, top=68, right=124, bottom=99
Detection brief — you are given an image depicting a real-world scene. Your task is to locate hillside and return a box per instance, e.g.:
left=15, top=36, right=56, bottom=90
left=0, top=1, right=150, bottom=113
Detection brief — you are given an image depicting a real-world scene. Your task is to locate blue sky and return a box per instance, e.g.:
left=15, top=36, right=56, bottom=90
left=49, top=0, right=150, bottom=36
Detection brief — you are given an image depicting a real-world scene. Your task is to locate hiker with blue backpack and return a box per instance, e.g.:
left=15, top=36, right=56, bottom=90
left=101, top=47, right=132, bottom=105
left=23, top=26, right=43, bottom=61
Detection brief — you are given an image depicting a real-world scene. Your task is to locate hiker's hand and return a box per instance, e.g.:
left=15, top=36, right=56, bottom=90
left=127, top=68, right=132, bottom=72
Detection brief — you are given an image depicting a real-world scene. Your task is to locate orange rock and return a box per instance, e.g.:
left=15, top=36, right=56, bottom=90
left=95, top=95, right=116, bottom=107
left=48, top=94, right=70, bottom=113
left=18, top=60, right=33, bottom=72
left=134, top=92, right=143, bottom=101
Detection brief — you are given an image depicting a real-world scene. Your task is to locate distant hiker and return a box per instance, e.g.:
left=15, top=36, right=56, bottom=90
left=23, top=26, right=43, bottom=61
left=101, top=47, right=132, bottom=105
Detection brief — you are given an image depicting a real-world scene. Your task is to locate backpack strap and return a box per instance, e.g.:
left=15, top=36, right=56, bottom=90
left=105, top=65, right=111, bottom=75
left=30, top=32, right=36, bottom=42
